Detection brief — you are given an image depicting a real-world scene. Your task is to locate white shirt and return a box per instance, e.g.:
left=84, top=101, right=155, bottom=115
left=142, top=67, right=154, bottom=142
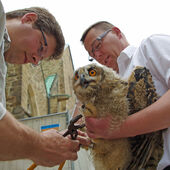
left=0, top=0, right=10, bottom=119
left=117, top=34, right=170, bottom=170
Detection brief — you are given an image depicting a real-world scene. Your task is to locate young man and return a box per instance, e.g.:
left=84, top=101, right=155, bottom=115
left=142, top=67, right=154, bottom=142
left=0, top=1, right=90, bottom=167
left=80, top=21, right=170, bottom=170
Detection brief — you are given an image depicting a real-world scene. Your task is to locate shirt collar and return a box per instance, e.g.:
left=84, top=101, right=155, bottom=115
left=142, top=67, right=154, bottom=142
left=117, top=45, right=137, bottom=76
left=4, top=28, right=11, bottom=52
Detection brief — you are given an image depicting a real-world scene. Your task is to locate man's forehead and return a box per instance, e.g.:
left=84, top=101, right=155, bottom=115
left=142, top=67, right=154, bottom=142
left=84, top=28, right=102, bottom=48
left=88, top=28, right=103, bottom=39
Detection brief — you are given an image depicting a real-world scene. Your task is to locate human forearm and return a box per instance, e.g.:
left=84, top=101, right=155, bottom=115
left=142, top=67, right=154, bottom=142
left=0, top=110, right=90, bottom=167
left=0, top=111, right=40, bottom=160
left=85, top=90, right=170, bottom=139
left=117, top=90, right=170, bottom=138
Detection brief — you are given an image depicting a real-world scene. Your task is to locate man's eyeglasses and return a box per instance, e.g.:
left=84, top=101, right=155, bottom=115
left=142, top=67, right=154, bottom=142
left=89, top=29, right=112, bottom=62
left=32, top=28, right=48, bottom=67
left=39, top=28, right=48, bottom=60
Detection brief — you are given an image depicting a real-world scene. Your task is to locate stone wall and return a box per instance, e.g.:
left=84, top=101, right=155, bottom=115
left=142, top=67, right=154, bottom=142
left=5, top=64, right=22, bottom=118
left=62, top=46, right=77, bottom=115
left=21, top=64, right=48, bottom=117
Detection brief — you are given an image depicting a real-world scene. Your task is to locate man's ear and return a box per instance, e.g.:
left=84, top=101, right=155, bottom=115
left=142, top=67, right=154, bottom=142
left=112, top=27, right=122, bottom=38
left=21, top=12, right=38, bottom=24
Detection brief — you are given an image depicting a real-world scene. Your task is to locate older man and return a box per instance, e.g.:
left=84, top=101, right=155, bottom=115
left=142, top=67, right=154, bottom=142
left=79, top=21, right=170, bottom=170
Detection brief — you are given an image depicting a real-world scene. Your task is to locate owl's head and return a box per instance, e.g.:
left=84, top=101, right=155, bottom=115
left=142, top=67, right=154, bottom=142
left=72, top=63, right=120, bottom=102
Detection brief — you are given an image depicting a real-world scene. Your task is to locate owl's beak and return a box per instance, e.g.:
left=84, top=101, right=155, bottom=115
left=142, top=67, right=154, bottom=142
left=80, top=74, right=89, bottom=88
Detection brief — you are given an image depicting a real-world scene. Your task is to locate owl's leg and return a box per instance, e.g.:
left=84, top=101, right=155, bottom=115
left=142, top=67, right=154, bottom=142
left=81, top=103, right=97, bottom=117
left=79, top=103, right=97, bottom=151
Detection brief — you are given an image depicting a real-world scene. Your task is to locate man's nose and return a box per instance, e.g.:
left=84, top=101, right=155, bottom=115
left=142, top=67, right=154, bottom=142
left=31, top=54, right=41, bottom=65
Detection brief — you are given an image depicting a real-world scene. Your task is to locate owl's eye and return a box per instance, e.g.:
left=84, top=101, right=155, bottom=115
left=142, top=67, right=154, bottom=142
left=88, top=69, right=96, bottom=76
left=74, top=72, right=79, bottom=81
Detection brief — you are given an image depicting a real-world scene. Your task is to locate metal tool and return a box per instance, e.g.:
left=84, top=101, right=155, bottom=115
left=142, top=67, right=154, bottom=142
left=63, top=114, right=85, bottom=139
left=58, top=114, right=85, bottom=170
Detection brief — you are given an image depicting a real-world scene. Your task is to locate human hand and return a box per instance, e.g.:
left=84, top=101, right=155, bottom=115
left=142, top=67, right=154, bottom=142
left=85, top=116, right=121, bottom=139
left=30, top=129, right=80, bottom=167
left=76, top=130, right=91, bottom=147
left=60, top=128, right=91, bottom=147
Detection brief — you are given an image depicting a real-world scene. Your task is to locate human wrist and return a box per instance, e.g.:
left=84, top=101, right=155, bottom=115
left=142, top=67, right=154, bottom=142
left=19, top=124, right=43, bottom=160
left=108, top=119, right=129, bottom=139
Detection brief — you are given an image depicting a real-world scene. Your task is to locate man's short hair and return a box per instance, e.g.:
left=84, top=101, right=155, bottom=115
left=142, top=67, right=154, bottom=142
left=80, top=21, right=114, bottom=44
left=6, top=7, right=65, bottom=60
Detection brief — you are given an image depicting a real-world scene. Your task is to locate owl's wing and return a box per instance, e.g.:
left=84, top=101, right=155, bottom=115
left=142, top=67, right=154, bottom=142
left=127, top=131, right=163, bottom=170
left=127, top=66, right=158, bottom=115
left=126, top=66, right=163, bottom=169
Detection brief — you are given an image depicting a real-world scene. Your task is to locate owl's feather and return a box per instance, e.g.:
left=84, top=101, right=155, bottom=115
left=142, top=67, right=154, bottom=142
left=72, top=64, right=163, bottom=170
left=127, top=67, right=163, bottom=170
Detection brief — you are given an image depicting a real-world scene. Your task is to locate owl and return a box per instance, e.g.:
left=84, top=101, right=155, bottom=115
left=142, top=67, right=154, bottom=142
left=72, top=63, right=163, bottom=170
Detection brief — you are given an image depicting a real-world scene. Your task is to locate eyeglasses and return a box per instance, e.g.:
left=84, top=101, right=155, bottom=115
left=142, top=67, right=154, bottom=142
left=38, top=28, right=48, bottom=60
left=32, top=28, right=48, bottom=67
left=89, top=29, right=112, bottom=62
